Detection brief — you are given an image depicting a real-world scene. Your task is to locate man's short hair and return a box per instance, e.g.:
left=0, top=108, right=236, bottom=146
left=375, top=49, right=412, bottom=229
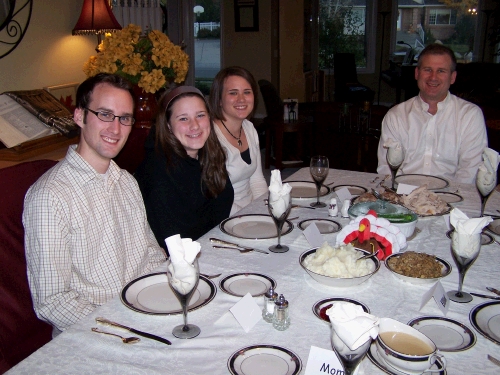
left=417, top=44, right=457, bottom=72
left=76, top=73, right=135, bottom=109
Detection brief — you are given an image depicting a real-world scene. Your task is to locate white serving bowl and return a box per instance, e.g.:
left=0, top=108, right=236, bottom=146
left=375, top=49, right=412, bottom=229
left=385, top=252, right=452, bottom=285
left=299, top=248, right=380, bottom=288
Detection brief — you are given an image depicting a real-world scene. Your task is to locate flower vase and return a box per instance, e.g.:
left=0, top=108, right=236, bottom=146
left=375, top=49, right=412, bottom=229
left=132, top=85, right=158, bottom=129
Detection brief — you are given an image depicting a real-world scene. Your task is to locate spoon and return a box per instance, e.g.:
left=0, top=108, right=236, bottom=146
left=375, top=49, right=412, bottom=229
left=212, top=245, right=254, bottom=253
left=91, top=328, right=140, bottom=344
left=357, top=250, right=380, bottom=262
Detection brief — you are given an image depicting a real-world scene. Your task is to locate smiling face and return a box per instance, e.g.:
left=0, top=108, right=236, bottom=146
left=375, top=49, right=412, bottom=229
left=220, top=75, right=254, bottom=123
left=415, top=53, right=457, bottom=105
left=73, top=83, right=134, bottom=173
left=168, top=95, right=210, bottom=158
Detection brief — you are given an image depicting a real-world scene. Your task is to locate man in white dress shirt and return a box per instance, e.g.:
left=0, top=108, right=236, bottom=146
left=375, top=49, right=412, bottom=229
left=377, top=43, right=487, bottom=184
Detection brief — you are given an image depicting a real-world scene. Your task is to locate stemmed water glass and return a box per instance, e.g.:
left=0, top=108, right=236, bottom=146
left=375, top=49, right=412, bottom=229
left=267, top=192, right=292, bottom=253
left=310, top=155, right=329, bottom=207
left=166, top=258, right=201, bottom=338
left=331, top=329, right=372, bottom=375
left=386, top=148, right=405, bottom=190
left=446, top=232, right=481, bottom=303
left=476, top=170, right=496, bottom=217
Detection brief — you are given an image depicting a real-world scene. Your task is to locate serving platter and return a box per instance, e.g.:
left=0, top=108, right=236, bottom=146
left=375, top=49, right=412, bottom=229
left=469, top=301, right=500, bottom=345
left=220, top=214, right=293, bottom=239
left=121, top=273, right=216, bottom=315
left=227, top=345, right=302, bottom=375
left=298, top=218, right=342, bottom=234
left=287, top=181, right=331, bottom=199
left=407, top=316, right=476, bottom=352
left=435, top=191, right=463, bottom=204
left=219, top=273, right=276, bottom=297
left=394, top=174, right=449, bottom=190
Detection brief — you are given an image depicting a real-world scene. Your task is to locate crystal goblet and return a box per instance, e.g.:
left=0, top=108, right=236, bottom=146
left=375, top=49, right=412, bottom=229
left=166, top=258, right=201, bottom=338
left=331, top=328, right=372, bottom=375
left=267, top=192, right=292, bottom=253
left=386, top=147, right=405, bottom=190
left=310, top=155, right=329, bottom=207
left=476, top=169, right=497, bottom=217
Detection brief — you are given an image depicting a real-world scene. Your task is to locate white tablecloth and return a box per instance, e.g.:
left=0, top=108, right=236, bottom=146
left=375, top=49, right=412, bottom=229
left=7, top=168, right=500, bottom=374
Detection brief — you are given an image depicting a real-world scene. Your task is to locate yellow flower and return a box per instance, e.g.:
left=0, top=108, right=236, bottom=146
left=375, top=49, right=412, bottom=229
left=82, top=24, right=189, bottom=92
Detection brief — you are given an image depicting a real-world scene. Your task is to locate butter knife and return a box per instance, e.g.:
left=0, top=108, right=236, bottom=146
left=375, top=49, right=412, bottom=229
left=470, top=293, right=500, bottom=300
left=488, top=354, right=500, bottom=367
left=96, top=317, right=171, bottom=345
left=209, top=238, right=269, bottom=254
left=486, top=287, right=500, bottom=296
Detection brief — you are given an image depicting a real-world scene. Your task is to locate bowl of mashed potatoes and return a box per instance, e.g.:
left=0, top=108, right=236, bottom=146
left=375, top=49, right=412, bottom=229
left=299, top=243, right=380, bottom=287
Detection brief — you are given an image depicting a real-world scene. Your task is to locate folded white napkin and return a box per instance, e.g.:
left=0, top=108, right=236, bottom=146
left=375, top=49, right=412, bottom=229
left=326, top=302, right=379, bottom=351
left=165, top=234, right=201, bottom=294
left=268, top=170, right=292, bottom=218
left=449, top=208, right=492, bottom=258
left=476, top=148, right=500, bottom=196
left=383, top=138, right=404, bottom=166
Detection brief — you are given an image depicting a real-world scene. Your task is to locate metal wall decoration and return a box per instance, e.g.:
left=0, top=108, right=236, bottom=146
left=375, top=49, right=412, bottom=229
left=0, top=0, right=33, bottom=59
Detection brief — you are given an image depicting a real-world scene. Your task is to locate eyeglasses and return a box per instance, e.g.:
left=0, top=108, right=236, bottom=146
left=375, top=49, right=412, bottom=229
left=85, top=108, right=135, bottom=126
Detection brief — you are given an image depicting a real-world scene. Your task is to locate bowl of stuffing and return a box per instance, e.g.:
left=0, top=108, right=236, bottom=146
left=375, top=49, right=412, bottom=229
left=300, top=243, right=380, bottom=287
left=385, top=251, right=452, bottom=285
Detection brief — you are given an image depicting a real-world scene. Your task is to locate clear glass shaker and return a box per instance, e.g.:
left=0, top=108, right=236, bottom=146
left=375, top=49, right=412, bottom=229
left=262, top=286, right=277, bottom=323
left=272, top=294, right=290, bottom=331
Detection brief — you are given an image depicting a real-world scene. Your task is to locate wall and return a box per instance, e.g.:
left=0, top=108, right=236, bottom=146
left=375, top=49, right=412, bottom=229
left=0, top=0, right=95, bottom=93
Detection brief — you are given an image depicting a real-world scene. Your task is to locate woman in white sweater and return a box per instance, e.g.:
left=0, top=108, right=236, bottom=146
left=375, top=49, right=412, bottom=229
left=210, top=67, right=268, bottom=215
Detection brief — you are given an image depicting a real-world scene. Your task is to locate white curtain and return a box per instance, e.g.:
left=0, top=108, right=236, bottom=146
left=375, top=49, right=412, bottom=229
left=112, top=0, right=163, bottom=33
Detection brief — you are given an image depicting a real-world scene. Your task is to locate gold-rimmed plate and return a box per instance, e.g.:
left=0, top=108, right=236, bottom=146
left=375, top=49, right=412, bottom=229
left=219, top=214, right=293, bottom=239
left=288, top=181, right=331, bottom=199
left=228, top=345, right=302, bottom=375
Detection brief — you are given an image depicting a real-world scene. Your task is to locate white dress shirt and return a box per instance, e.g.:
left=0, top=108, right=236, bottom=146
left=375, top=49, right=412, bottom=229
left=377, top=93, right=487, bottom=184
left=215, top=119, right=268, bottom=215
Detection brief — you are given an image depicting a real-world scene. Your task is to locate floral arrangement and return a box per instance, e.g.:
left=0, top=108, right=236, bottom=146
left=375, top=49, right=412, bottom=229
left=83, top=24, right=189, bottom=93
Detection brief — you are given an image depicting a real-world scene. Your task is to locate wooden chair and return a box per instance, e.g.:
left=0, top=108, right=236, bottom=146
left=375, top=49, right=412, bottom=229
left=334, top=53, right=375, bottom=104
left=258, top=79, right=306, bottom=170
left=0, top=160, right=55, bottom=374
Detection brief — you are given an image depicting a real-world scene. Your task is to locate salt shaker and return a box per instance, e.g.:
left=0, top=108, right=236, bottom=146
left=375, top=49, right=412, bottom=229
left=272, top=294, right=290, bottom=331
left=328, top=198, right=338, bottom=217
left=341, top=199, right=351, bottom=218
left=262, top=286, right=278, bottom=323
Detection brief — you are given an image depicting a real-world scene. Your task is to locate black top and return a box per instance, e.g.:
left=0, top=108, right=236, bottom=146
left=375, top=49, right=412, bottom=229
left=240, top=148, right=251, bottom=165
left=135, top=133, right=234, bottom=252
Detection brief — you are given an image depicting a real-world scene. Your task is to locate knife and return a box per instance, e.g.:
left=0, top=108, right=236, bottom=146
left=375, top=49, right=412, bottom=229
left=488, top=354, right=500, bottom=367
left=470, top=293, right=500, bottom=300
left=96, top=317, right=171, bottom=345
left=209, top=238, right=269, bottom=254
left=486, top=287, right=500, bottom=296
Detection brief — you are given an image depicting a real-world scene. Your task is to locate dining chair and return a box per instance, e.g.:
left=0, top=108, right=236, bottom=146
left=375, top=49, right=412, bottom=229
left=0, top=160, right=55, bottom=374
left=333, top=53, right=375, bottom=104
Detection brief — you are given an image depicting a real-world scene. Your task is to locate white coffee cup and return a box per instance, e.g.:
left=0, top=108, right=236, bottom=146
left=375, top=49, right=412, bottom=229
left=376, top=318, right=446, bottom=374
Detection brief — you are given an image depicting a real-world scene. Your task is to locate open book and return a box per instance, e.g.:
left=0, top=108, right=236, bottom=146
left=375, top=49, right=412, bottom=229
left=0, top=89, right=80, bottom=148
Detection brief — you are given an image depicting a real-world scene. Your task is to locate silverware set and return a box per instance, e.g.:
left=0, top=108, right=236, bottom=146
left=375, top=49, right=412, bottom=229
left=94, top=317, right=172, bottom=345
left=210, top=237, right=269, bottom=254
left=470, top=287, right=500, bottom=300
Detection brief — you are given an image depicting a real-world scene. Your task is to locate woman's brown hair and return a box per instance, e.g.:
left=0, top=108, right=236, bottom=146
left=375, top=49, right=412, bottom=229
left=155, top=86, right=228, bottom=198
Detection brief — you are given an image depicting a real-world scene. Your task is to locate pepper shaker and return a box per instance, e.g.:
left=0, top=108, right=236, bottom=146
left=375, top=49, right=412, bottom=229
left=272, top=294, right=290, bottom=331
left=262, top=286, right=278, bottom=323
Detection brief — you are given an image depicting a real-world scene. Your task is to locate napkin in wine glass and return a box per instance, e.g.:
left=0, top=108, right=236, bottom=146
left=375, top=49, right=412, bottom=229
left=449, top=208, right=492, bottom=258
left=268, top=169, right=292, bottom=218
left=476, top=148, right=500, bottom=195
left=326, top=301, right=379, bottom=351
left=165, top=234, right=200, bottom=294
left=383, top=138, right=404, bottom=166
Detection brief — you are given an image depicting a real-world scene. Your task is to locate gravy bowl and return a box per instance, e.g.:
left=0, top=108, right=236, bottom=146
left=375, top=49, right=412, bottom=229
left=376, top=318, right=446, bottom=374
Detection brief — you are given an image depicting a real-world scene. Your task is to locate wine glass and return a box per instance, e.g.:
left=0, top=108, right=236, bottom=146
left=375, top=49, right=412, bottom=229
left=386, top=147, right=405, bottom=190
left=331, top=328, right=372, bottom=375
left=446, top=231, right=481, bottom=303
left=476, top=169, right=497, bottom=217
left=267, top=192, right=292, bottom=253
left=310, top=155, right=329, bottom=207
left=166, top=257, right=201, bottom=338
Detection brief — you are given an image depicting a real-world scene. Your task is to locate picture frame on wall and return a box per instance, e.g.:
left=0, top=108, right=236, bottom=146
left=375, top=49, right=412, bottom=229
left=44, top=82, right=79, bottom=112
left=234, top=0, right=259, bottom=32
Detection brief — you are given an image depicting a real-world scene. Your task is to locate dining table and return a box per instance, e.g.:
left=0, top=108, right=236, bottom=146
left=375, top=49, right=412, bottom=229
left=6, top=168, right=500, bottom=375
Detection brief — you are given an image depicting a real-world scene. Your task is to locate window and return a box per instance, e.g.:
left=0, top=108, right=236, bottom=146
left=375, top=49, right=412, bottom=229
left=429, top=9, right=457, bottom=25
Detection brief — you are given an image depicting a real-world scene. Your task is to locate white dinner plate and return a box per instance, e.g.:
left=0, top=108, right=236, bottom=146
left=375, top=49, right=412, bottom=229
left=435, top=191, right=464, bottom=203
left=121, top=272, right=216, bottom=315
left=446, top=229, right=493, bottom=245
left=298, top=218, right=342, bottom=234
left=408, top=316, right=476, bottom=352
left=227, top=345, right=302, bottom=375
left=219, top=273, right=276, bottom=297
left=331, top=184, right=368, bottom=196
left=287, top=181, right=331, bottom=199
left=486, top=218, right=500, bottom=236
left=219, top=214, right=293, bottom=239
left=367, top=342, right=446, bottom=375
left=469, top=301, right=500, bottom=345
left=394, top=174, right=449, bottom=190
left=312, top=297, right=370, bottom=323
